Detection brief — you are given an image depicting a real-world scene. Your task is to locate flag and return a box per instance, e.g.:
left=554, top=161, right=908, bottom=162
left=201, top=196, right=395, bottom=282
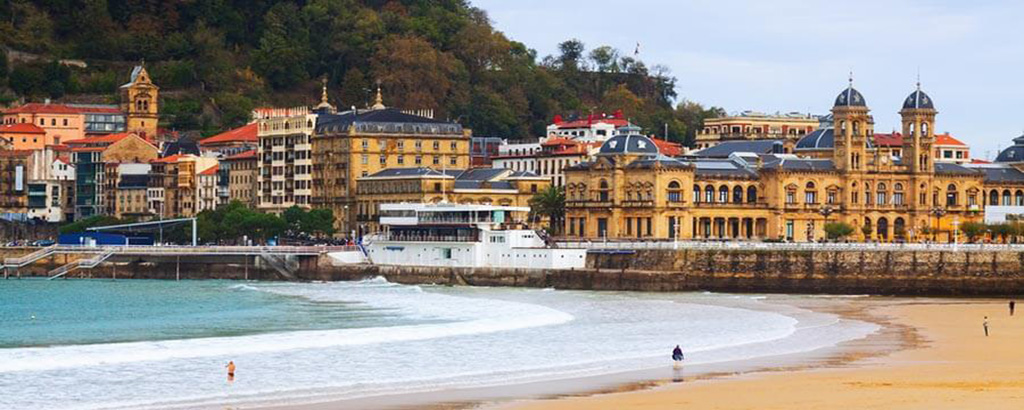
left=634, top=42, right=641, bottom=55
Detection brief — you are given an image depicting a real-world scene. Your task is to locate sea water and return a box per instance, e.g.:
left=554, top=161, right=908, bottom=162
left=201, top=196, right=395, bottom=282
left=0, top=278, right=877, bottom=409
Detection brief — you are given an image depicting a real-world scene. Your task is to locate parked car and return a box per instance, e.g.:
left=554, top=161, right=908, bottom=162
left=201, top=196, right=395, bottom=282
left=31, top=239, right=55, bottom=247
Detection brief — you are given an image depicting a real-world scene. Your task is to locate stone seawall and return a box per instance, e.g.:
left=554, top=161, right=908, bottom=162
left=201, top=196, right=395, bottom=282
left=7, top=248, right=1024, bottom=296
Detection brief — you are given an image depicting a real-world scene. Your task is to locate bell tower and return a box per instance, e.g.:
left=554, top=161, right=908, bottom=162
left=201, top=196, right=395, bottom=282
left=900, top=81, right=937, bottom=174
left=121, top=64, right=160, bottom=138
left=831, top=75, right=873, bottom=173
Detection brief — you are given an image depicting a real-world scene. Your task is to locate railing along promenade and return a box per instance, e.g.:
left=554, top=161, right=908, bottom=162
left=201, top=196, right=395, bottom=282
left=4, top=245, right=358, bottom=267
left=555, top=239, right=1024, bottom=253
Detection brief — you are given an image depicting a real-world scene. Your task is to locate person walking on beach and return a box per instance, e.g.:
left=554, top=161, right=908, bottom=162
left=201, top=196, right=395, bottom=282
left=1011, top=301, right=1016, bottom=316
left=984, top=316, right=989, bottom=337
left=672, top=345, right=684, bottom=367
left=226, top=361, right=236, bottom=382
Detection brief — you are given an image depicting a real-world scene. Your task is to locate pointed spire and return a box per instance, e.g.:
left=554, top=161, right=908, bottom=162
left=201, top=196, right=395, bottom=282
left=371, top=80, right=386, bottom=110
left=916, top=67, right=921, bottom=90
left=848, top=71, right=853, bottom=87
left=314, top=75, right=335, bottom=111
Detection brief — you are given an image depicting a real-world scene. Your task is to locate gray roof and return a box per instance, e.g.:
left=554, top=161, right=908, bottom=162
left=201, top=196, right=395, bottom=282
left=996, top=136, right=1024, bottom=162
left=365, top=167, right=450, bottom=178
left=903, top=89, right=935, bottom=110
left=980, top=166, right=1024, bottom=183
left=834, top=85, right=867, bottom=107
left=625, top=154, right=693, bottom=169
left=934, top=162, right=979, bottom=176
left=693, top=140, right=785, bottom=157
left=694, top=160, right=758, bottom=178
left=795, top=128, right=833, bottom=150
left=597, top=134, right=659, bottom=156
left=315, top=108, right=462, bottom=136
left=762, top=155, right=836, bottom=172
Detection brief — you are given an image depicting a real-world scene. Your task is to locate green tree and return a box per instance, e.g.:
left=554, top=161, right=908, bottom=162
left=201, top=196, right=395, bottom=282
left=529, top=186, right=566, bottom=235
left=59, top=215, right=122, bottom=234
left=960, top=221, right=986, bottom=243
left=990, top=223, right=1016, bottom=244
left=860, top=224, right=873, bottom=240
left=824, top=222, right=855, bottom=241
left=252, top=2, right=312, bottom=89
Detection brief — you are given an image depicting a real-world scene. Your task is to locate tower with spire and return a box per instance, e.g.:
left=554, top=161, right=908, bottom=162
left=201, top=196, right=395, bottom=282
left=121, top=62, right=160, bottom=138
left=831, top=73, right=873, bottom=173
left=314, top=76, right=336, bottom=113
left=901, top=77, right=937, bottom=175
left=370, top=81, right=386, bottom=110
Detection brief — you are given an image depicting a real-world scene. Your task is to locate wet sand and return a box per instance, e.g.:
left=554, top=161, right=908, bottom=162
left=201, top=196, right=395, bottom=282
left=501, top=300, right=1024, bottom=410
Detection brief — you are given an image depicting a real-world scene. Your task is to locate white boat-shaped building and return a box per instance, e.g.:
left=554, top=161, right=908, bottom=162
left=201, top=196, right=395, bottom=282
left=364, top=203, right=586, bottom=269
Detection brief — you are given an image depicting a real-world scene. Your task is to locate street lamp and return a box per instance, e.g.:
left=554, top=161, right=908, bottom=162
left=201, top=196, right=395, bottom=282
left=930, top=207, right=947, bottom=243
left=819, top=206, right=835, bottom=242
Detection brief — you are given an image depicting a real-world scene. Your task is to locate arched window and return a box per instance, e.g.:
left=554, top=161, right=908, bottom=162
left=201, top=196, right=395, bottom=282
left=1016, top=190, right=1024, bottom=206
left=877, top=217, right=889, bottom=240
left=1003, top=189, right=1012, bottom=206
left=893, top=183, right=905, bottom=205
left=946, top=184, right=959, bottom=206
left=805, top=182, right=817, bottom=204
left=705, top=185, right=715, bottom=203
left=746, top=186, right=757, bottom=203
left=598, top=180, right=609, bottom=202
left=668, top=181, right=682, bottom=203
left=693, top=184, right=701, bottom=203
left=718, top=185, right=729, bottom=203
left=732, top=186, right=743, bottom=204
left=990, top=190, right=999, bottom=206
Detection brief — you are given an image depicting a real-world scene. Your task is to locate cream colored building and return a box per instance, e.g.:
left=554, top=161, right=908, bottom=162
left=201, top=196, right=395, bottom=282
left=256, top=107, right=315, bottom=214
left=695, top=111, right=821, bottom=151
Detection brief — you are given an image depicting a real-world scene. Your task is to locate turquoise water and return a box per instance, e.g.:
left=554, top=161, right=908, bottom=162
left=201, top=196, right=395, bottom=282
left=0, top=278, right=878, bottom=410
left=0, top=279, right=406, bottom=348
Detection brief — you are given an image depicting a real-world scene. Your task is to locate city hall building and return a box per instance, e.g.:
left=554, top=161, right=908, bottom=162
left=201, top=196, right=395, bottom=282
left=565, top=80, right=1024, bottom=242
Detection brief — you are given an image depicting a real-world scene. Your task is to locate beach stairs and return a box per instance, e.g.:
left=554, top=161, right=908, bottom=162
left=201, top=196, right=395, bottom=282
left=3, top=246, right=58, bottom=279
left=258, top=251, right=298, bottom=280
left=47, top=249, right=115, bottom=280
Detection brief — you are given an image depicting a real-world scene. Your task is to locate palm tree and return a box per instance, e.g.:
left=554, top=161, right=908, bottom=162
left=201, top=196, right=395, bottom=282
left=529, top=186, right=565, bottom=235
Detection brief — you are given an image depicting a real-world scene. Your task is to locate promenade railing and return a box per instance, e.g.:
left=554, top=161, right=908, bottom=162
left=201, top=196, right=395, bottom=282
left=554, top=239, right=1024, bottom=253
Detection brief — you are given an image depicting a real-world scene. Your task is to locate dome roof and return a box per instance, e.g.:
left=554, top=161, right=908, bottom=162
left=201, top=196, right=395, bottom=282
left=996, top=135, right=1024, bottom=162
left=598, top=133, right=659, bottom=156
left=795, top=128, right=834, bottom=150
left=834, top=86, right=867, bottom=107
left=903, top=89, right=935, bottom=110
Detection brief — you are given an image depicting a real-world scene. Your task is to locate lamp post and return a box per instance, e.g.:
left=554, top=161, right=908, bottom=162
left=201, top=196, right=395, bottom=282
left=819, top=206, right=835, bottom=241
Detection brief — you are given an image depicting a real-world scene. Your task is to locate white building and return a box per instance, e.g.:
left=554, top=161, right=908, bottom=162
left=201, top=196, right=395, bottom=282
left=364, top=203, right=586, bottom=269
left=256, top=107, right=316, bottom=213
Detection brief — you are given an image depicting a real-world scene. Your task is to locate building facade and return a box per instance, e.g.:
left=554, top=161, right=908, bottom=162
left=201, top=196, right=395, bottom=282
left=256, top=107, right=315, bottom=214
left=311, top=89, right=470, bottom=235
left=355, top=167, right=549, bottom=234
left=219, top=150, right=258, bottom=207
left=695, top=111, right=821, bottom=151
left=120, top=65, right=160, bottom=138
left=66, top=133, right=159, bottom=218
left=565, top=81, right=993, bottom=243
left=0, top=150, right=31, bottom=221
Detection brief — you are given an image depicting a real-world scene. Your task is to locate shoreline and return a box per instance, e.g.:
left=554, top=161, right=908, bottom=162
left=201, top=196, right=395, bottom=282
left=254, top=294, right=905, bottom=410
left=502, top=299, right=1021, bottom=410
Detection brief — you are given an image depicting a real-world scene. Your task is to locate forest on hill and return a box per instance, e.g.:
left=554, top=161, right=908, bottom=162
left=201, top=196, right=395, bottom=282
left=0, top=0, right=723, bottom=145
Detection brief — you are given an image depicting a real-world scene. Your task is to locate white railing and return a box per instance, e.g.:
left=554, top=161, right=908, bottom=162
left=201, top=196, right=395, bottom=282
left=40, top=245, right=357, bottom=255
left=3, top=246, right=57, bottom=267
left=555, top=240, right=1024, bottom=253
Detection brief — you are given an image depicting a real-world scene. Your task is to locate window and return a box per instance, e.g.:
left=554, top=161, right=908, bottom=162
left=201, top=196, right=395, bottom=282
left=893, top=192, right=904, bottom=205
left=718, top=186, right=728, bottom=203
left=668, top=181, right=682, bottom=202
left=433, top=141, right=440, bottom=150
left=705, top=186, right=714, bottom=203
left=379, top=155, right=387, bottom=165
left=415, top=140, right=423, bottom=151
left=450, top=156, right=457, bottom=166
left=433, top=156, right=440, bottom=165
left=63, top=119, right=68, bottom=126
left=415, top=155, right=422, bottom=165
left=693, top=185, right=701, bottom=203
left=827, top=190, right=836, bottom=204
left=397, top=140, right=405, bottom=150
left=806, top=191, right=817, bottom=204
left=397, top=155, right=404, bottom=165
left=786, top=190, right=795, bottom=204
left=747, top=186, right=757, bottom=203
left=362, top=139, right=369, bottom=150
left=450, top=141, right=458, bottom=151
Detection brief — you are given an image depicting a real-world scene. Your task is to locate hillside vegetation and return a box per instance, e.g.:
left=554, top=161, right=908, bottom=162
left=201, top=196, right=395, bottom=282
left=0, top=0, right=722, bottom=144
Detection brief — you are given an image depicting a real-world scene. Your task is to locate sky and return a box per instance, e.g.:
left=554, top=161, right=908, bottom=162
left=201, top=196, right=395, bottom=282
left=472, top=0, right=1024, bottom=159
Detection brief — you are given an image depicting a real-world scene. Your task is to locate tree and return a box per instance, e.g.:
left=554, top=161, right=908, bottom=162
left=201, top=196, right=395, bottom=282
left=960, top=221, right=986, bottom=243
left=252, top=3, right=313, bottom=89
left=370, top=34, right=462, bottom=113
left=59, top=215, right=122, bottom=234
left=824, top=222, right=855, bottom=241
left=675, top=100, right=727, bottom=148
left=989, top=223, right=1016, bottom=244
left=529, top=186, right=565, bottom=235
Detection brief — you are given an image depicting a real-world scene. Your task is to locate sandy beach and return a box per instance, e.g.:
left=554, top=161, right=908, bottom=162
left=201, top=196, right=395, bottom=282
left=501, top=300, right=1024, bottom=410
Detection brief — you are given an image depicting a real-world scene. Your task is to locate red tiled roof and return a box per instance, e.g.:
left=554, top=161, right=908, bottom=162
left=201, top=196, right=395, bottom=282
left=872, top=133, right=903, bottom=147
left=70, top=147, right=105, bottom=153
left=150, top=154, right=187, bottom=164
left=199, top=164, right=219, bottom=175
left=541, top=137, right=578, bottom=147
left=553, top=118, right=629, bottom=129
left=0, top=123, right=46, bottom=134
left=935, top=133, right=967, bottom=147
left=223, top=150, right=257, bottom=160
left=0, top=149, right=33, bottom=157
left=200, top=123, right=258, bottom=146
left=652, top=138, right=683, bottom=156
left=3, top=102, right=85, bottom=115
left=970, top=159, right=991, bottom=164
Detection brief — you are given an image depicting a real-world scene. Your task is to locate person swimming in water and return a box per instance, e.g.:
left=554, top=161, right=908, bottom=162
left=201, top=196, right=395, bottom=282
left=226, top=361, right=236, bottom=382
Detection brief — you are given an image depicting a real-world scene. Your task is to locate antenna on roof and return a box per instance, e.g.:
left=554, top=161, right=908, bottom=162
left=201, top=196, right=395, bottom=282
left=848, top=70, right=853, bottom=87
